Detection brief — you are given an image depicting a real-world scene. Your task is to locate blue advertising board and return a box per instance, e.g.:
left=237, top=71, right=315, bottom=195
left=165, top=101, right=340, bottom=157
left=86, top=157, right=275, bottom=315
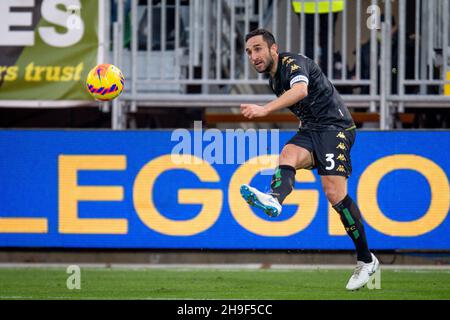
left=0, top=130, right=449, bottom=249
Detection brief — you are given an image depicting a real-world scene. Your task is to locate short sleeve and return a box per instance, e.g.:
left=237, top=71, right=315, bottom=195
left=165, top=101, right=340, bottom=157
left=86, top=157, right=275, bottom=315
left=284, top=55, right=310, bottom=88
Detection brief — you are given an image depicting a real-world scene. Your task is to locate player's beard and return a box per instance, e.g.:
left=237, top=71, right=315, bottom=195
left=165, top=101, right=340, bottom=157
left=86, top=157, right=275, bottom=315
left=254, top=55, right=274, bottom=74
left=262, top=58, right=274, bottom=74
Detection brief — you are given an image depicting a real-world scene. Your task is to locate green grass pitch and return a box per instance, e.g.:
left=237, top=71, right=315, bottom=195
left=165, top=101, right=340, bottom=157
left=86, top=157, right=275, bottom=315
left=0, top=267, right=449, bottom=300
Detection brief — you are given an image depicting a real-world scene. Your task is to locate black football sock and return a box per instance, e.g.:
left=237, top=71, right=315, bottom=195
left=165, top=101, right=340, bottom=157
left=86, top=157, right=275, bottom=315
left=268, top=165, right=296, bottom=204
left=333, top=195, right=372, bottom=263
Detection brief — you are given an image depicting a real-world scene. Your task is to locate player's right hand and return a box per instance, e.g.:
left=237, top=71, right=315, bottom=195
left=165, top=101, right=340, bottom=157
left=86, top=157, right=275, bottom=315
left=240, top=104, right=269, bottom=119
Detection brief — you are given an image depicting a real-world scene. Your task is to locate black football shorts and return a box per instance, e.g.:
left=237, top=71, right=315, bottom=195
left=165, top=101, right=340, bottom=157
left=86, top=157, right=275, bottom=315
left=286, top=128, right=356, bottom=177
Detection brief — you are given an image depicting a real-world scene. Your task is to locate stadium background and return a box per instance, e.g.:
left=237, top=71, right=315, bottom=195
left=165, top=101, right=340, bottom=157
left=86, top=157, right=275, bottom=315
left=0, top=0, right=449, bottom=299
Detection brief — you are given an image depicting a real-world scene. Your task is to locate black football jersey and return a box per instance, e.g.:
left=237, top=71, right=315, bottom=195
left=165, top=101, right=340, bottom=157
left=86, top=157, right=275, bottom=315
left=269, top=52, right=355, bottom=130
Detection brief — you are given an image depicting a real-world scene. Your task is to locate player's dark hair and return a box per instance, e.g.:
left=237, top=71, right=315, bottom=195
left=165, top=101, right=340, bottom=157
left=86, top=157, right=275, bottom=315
left=245, top=29, right=276, bottom=47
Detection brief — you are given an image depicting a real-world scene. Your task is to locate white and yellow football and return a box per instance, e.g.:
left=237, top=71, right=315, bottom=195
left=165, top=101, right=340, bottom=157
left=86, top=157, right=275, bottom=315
left=86, top=63, right=125, bottom=101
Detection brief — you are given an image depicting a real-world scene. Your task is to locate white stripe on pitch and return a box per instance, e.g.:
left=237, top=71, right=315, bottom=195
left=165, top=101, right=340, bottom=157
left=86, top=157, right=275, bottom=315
left=0, top=263, right=449, bottom=271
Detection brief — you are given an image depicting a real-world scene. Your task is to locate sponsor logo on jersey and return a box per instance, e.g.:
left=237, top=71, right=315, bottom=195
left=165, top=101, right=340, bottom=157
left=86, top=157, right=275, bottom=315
left=282, top=57, right=295, bottom=65
left=337, top=165, right=346, bottom=173
left=336, top=132, right=346, bottom=139
left=290, top=64, right=300, bottom=72
left=337, top=154, right=347, bottom=161
left=336, top=143, right=347, bottom=150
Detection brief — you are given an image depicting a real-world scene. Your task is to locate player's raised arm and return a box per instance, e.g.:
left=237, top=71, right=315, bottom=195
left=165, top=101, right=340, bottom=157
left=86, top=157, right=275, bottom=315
left=240, top=82, right=307, bottom=119
left=263, top=82, right=308, bottom=114
left=240, top=83, right=307, bottom=119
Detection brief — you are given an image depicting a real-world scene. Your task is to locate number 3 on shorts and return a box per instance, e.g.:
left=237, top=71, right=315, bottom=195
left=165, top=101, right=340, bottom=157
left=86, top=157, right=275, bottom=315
left=325, top=153, right=335, bottom=170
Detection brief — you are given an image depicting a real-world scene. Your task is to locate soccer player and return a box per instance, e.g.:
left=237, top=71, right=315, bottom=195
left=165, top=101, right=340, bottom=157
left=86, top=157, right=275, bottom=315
left=240, top=29, right=379, bottom=291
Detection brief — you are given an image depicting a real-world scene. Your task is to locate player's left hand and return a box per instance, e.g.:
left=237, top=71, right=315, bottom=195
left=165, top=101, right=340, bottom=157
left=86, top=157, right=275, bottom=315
left=240, top=104, right=269, bottom=119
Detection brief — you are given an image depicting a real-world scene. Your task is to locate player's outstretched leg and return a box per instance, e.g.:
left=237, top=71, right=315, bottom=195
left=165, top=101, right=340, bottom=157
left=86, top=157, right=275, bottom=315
left=268, top=165, right=296, bottom=204
left=240, top=184, right=282, bottom=217
left=240, top=165, right=296, bottom=218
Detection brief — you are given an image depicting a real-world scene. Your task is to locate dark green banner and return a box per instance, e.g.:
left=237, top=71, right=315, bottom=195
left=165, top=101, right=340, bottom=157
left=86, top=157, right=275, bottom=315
left=0, top=0, right=101, bottom=104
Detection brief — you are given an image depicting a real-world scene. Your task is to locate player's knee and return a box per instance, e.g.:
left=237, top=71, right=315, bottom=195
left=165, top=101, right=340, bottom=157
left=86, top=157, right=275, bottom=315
left=279, top=145, right=311, bottom=169
left=323, top=184, right=343, bottom=205
left=279, top=146, right=297, bottom=166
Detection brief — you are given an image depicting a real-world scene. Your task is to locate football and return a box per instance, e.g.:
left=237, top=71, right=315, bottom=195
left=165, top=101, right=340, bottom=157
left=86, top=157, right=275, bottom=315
left=86, top=63, right=125, bottom=101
